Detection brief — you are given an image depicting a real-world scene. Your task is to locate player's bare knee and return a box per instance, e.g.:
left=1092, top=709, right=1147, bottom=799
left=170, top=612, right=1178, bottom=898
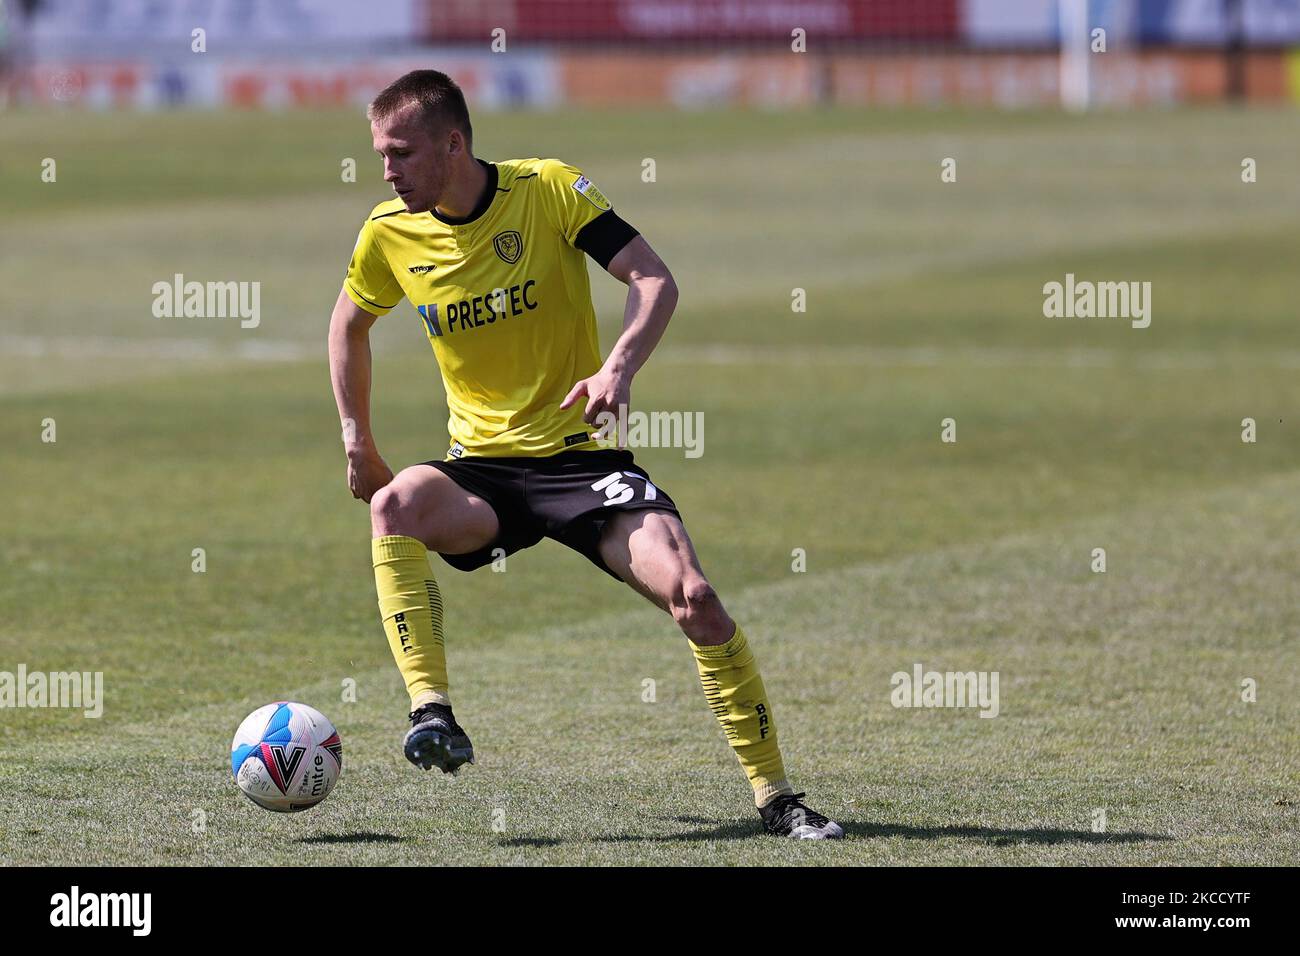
left=670, top=577, right=730, bottom=640
left=682, top=578, right=718, bottom=612
left=370, top=483, right=416, bottom=537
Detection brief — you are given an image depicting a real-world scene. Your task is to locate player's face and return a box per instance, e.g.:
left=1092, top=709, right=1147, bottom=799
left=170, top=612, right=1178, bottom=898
left=371, top=111, right=450, bottom=214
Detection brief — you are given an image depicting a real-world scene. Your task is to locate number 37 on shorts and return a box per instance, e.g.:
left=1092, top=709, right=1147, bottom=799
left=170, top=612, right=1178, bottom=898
left=592, top=471, right=659, bottom=506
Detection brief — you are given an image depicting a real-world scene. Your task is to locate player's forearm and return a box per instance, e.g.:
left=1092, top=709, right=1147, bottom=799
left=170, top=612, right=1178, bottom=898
left=604, top=274, right=678, bottom=381
left=328, top=320, right=379, bottom=457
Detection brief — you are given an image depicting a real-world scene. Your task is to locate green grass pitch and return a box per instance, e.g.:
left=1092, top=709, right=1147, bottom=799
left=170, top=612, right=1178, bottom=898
left=0, top=106, right=1297, bottom=864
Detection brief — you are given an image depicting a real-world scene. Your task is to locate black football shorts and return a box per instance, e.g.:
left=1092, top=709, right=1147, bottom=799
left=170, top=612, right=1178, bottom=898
left=421, top=448, right=681, bottom=581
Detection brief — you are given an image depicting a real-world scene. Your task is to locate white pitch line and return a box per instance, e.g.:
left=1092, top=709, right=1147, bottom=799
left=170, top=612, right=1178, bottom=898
left=656, top=344, right=1300, bottom=371
left=4, top=335, right=1300, bottom=371
left=0, top=334, right=319, bottom=362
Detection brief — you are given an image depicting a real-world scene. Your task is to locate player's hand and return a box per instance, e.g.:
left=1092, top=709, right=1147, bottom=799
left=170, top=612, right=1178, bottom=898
left=346, top=448, right=394, bottom=503
left=560, top=367, right=631, bottom=445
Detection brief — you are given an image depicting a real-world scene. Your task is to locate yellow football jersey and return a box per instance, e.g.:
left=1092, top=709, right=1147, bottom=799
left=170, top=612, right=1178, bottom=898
left=345, top=157, right=624, bottom=459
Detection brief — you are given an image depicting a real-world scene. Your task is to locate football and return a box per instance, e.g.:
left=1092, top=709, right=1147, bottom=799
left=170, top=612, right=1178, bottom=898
left=231, top=702, right=343, bottom=813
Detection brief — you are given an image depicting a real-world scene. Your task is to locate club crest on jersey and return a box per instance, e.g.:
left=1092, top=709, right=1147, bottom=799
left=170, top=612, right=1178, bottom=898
left=493, top=230, right=523, bottom=264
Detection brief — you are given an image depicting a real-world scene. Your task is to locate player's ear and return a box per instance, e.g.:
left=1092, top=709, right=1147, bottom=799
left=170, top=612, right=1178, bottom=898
left=447, top=127, right=468, bottom=159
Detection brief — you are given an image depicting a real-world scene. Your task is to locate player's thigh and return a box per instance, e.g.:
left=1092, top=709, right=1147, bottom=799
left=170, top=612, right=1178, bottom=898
left=370, top=464, right=499, bottom=554
left=598, top=509, right=715, bottom=612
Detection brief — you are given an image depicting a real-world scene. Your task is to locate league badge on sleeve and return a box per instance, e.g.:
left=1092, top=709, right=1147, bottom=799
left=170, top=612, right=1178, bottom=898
left=572, top=175, right=612, bottom=211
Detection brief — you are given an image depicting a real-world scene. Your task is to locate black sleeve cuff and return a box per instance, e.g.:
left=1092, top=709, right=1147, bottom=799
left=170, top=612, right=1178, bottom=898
left=575, top=210, right=640, bottom=270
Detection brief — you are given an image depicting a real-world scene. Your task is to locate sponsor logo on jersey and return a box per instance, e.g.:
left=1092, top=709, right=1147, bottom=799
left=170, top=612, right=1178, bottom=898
left=564, top=432, right=589, bottom=447
left=493, top=230, right=523, bottom=264
left=408, top=264, right=438, bottom=274
left=416, top=279, right=538, bottom=337
left=572, top=175, right=611, bottom=210
left=449, top=441, right=465, bottom=459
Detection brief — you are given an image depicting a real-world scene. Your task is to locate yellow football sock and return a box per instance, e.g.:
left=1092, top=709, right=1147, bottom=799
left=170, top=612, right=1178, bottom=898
left=690, top=624, right=795, bottom=808
left=372, top=535, right=450, bottom=709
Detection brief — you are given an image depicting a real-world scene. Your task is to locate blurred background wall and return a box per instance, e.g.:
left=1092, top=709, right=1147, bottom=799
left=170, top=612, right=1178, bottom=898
left=2, top=0, right=1299, bottom=112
